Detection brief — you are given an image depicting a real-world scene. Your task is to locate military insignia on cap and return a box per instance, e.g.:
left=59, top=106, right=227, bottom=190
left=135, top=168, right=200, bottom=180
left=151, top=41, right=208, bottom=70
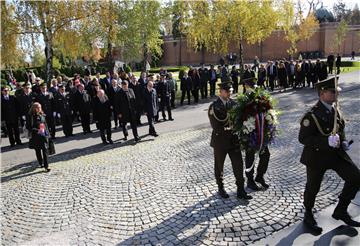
left=302, top=119, right=310, bottom=127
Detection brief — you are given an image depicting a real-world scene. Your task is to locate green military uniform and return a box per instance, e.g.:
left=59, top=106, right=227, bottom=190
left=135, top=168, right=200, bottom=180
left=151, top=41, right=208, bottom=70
left=299, top=76, right=360, bottom=232
left=208, top=82, right=250, bottom=199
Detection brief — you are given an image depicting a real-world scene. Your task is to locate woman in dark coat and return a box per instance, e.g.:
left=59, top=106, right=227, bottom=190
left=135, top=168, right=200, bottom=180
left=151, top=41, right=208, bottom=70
left=92, top=90, right=113, bottom=145
left=277, top=62, right=288, bottom=92
left=27, top=102, right=51, bottom=172
left=257, top=64, right=267, bottom=88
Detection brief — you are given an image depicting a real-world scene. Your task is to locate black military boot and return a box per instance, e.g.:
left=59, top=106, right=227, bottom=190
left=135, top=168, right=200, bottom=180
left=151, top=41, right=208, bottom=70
left=255, top=176, right=269, bottom=189
left=237, top=188, right=253, bottom=200
left=304, top=209, right=323, bottom=234
left=247, top=179, right=261, bottom=191
left=218, top=186, right=229, bottom=199
left=332, top=200, right=360, bottom=227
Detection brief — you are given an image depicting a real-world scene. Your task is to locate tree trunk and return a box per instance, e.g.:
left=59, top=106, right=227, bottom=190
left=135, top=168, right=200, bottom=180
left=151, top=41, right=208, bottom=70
left=201, top=45, right=205, bottom=64
left=179, top=35, right=182, bottom=66
left=44, top=35, right=53, bottom=85
left=238, top=39, right=244, bottom=75
left=143, top=43, right=149, bottom=70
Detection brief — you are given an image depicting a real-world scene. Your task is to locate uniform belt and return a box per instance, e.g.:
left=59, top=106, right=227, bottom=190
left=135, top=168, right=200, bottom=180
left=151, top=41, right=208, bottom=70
left=224, top=127, right=232, bottom=131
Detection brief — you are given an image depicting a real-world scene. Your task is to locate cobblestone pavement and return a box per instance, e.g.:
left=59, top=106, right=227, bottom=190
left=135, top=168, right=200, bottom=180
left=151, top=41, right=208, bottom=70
left=1, top=72, right=359, bottom=245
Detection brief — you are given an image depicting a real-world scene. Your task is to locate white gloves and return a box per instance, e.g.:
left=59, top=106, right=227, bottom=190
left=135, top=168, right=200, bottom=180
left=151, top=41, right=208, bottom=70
left=53, top=112, right=57, bottom=117
left=57, top=113, right=61, bottom=118
left=342, top=141, right=351, bottom=151
left=328, top=134, right=340, bottom=148
left=22, top=115, right=26, bottom=120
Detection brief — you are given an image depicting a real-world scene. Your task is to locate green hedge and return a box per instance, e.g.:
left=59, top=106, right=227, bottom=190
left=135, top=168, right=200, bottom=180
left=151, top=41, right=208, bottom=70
left=340, top=61, right=360, bottom=67
left=149, top=66, right=188, bottom=74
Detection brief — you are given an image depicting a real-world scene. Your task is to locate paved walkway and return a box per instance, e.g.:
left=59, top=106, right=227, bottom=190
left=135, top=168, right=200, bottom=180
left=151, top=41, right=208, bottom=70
left=1, top=70, right=359, bottom=245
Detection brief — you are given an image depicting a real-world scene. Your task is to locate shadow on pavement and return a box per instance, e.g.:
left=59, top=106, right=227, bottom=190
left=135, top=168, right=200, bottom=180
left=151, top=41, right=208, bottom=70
left=275, top=223, right=322, bottom=246
left=314, top=225, right=358, bottom=246
left=117, top=194, right=250, bottom=245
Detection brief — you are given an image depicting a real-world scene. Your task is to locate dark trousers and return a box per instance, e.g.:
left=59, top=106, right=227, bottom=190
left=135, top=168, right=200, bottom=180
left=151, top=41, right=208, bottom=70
left=200, top=82, right=208, bottom=99
left=192, top=89, right=199, bottom=103
left=288, top=74, right=295, bottom=87
left=269, top=76, right=275, bottom=91
left=61, top=114, right=73, bottom=136
left=304, top=160, right=360, bottom=210
left=160, top=100, right=172, bottom=120
left=100, top=128, right=111, bottom=142
left=5, top=121, right=21, bottom=145
left=245, top=147, right=270, bottom=180
left=170, top=90, right=176, bottom=108
left=80, top=113, right=91, bottom=133
left=233, top=81, right=239, bottom=93
left=147, top=114, right=156, bottom=134
left=46, top=115, right=56, bottom=138
left=214, top=147, right=245, bottom=189
left=122, top=120, right=138, bottom=138
left=180, top=90, right=191, bottom=105
left=112, top=110, right=118, bottom=127
left=210, top=80, right=216, bottom=97
left=328, top=65, right=333, bottom=74
left=35, top=147, right=48, bottom=169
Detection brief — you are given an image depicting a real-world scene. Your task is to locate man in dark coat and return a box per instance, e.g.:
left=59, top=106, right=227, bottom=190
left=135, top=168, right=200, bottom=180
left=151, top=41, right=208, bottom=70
left=336, top=54, right=341, bottom=74
left=157, top=75, right=173, bottom=121
left=115, top=80, right=140, bottom=142
left=34, top=83, right=56, bottom=138
left=208, top=82, right=252, bottom=200
left=129, top=75, right=144, bottom=125
left=32, top=77, right=42, bottom=95
left=93, top=90, right=113, bottom=144
left=1, top=87, right=22, bottom=146
left=209, top=65, right=218, bottom=97
left=299, top=76, right=360, bottom=233
left=327, top=54, right=335, bottom=74
left=199, top=64, right=209, bottom=99
left=143, top=81, right=159, bottom=137
left=73, top=83, right=92, bottom=134
left=243, top=65, right=256, bottom=93
left=17, top=83, right=36, bottom=130
left=230, top=66, right=240, bottom=93
left=100, top=72, right=112, bottom=92
left=54, top=84, right=74, bottom=137
left=107, top=79, right=121, bottom=129
left=180, top=73, right=192, bottom=105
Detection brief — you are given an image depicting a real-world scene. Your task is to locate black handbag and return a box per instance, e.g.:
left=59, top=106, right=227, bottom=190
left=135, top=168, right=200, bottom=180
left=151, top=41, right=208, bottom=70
left=48, top=139, right=56, bottom=155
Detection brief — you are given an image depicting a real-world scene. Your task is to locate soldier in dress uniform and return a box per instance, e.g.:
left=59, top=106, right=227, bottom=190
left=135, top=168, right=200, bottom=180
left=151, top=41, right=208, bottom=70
left=299, top=76, right=360, bottom=234
left=35, top=83, right=56, bottom=138
left=208, top=81, right=252, bottom=200
left=54, top=84, right=74, bottom=137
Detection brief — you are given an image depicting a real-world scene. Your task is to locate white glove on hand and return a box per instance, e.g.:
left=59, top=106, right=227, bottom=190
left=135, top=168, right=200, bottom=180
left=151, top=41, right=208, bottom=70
left=53, top=112, right=57, bottom=117
left=342, top=141, right=351, bottom=151
left=57, top=113, right=61, bottom=118
left=22, top=115, right=26, bottom=120
left=328, top=134, right=340, bottom=148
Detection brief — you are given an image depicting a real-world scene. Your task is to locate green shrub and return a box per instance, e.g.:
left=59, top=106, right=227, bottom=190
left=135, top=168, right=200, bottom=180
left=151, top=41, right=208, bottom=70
left=149, top=66, right=188, bottom=74
left=340, top=61, right=360, bottom=67
left=124, top=65, right=132, bottom=73
left=178, top=68, right=188, bottom=80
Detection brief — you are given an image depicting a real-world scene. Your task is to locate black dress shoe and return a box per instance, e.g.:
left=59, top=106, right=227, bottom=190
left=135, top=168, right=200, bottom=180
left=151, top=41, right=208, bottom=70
left=39, top=164, right=44, bottom=168
left=237, top=190, right=253, bottom=200
left=16, top=142, right=23, bottom=145
left=124, top=136, right=128, bottom=140
left=255, top=176, right=269, bottom=189
left=218, top=188, right=229, bottom=199
left=169, top=118, right=174, bottom=121
left=304, top=211, right=323, bottom=234
left=102, top=140, right=108, bottom=145
left=135, top=137, right=141, bottom=142
left=332, top=211, right=360, bottom=227
left=45, top=168, right=51, bottom=172
left=247, top=180, right=261, bottom=191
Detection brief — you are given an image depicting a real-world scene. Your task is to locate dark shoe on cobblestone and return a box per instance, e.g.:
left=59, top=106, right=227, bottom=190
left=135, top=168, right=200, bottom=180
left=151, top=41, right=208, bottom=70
left=332, top=211, right=360, bottom=227
left=218, top=188, right=229, bottom=199
left=255, top=176, right=269, bottom=189
left=45, top=168, right=51, bottom=172
left=108, top=140, right=114, bottom=144
left=102, top=140, right=108, bottom=145
left=304, top=210, right=322, bottom=234
left=237, top=189, right=252, bottom=200
left=247, top=179, right=261, bottom=191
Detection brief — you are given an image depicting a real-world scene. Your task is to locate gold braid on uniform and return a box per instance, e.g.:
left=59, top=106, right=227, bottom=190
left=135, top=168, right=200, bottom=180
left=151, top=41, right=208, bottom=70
left=310, top=113, right=338, bottom=137
left=209, top=104, right=230, bottom=123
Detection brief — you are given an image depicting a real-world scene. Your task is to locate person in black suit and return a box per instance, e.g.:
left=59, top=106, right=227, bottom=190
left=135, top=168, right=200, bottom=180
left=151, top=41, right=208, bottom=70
left=208, top=82, right=252, bottom=200
left=209, top=65, right=218, bottom=97
left=336, top=54, right=341, bottom=74
left=199, top=64, right=209, bottom=99
left=17, top=83, right=36, bottom=130
left=100, top=72, right=112, bottom=92
left=242, top=65, right=256, bottom=93
left=299, top=76, right=360, bottom=233
left=129, top=75, right=144, bottom=125
left=107, top=79, right=121, bottom=129
left=180, top=72, right=192, bottom=105
left=143, top=81, right=159, bottom=137
left=157, top=75, right=173, bottom=121
left=266, top=61, right=277, bottom=91
left=54, top=84, right=74, bottom=137
left=93, top=90, right=113, bottom=144
left=327, top=54, right=335, bottom=74
left=73, top=83, right=92, bottom=134
left=32, top=77, right=42, bottom=95
left=1, top=87, right=22, bottom=146
left=190, top=69, right=200, bottom=103
left=115, top=80, right=140, bottom=142
left=230, top=66, right=240, bottom=93
left=34, top=83, right=56, bottom=138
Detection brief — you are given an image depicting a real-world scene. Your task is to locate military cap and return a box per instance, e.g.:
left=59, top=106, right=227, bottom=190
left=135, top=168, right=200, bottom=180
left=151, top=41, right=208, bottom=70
left=23, top=82, right=32, bottom=88
left=242, top=77, right=257, bottom=87
left=217, top=82, right=233, bottom=91
left=315, top=76, right=341, bottom=91
left=58, top=83, right=65, bottom=89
